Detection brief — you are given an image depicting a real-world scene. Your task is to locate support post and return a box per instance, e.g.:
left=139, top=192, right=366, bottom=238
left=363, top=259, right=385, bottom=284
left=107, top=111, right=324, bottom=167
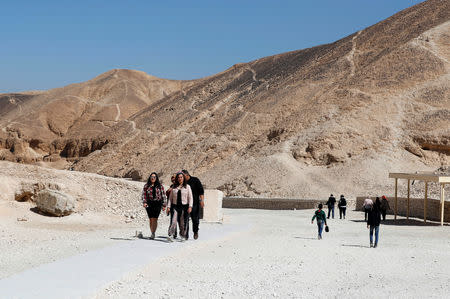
left=407, top=179, right=410, bottom=219
left=441, top=184, right=445, bottom=226
left=424, top=182, right=428, bottom=223
left=395, top=178, right=398, bottom=220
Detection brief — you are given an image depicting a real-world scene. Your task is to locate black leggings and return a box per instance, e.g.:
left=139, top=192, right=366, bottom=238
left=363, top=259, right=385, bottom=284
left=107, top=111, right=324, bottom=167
left=339, top=207, right=346, bottom=219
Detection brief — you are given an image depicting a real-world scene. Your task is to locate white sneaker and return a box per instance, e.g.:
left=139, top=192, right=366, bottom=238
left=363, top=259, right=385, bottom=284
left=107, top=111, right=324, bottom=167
left=167, top=236, right=173, bottom=242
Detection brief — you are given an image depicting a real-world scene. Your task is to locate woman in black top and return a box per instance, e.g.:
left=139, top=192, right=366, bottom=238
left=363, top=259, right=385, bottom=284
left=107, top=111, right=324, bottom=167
left=142, top=172, right=166, bottom=239
left=367, top=198, right=382, bottom=248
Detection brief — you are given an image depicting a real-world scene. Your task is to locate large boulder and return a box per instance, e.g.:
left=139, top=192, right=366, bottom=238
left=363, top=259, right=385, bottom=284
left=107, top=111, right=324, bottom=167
left=34, top=189, right=75, bottom=216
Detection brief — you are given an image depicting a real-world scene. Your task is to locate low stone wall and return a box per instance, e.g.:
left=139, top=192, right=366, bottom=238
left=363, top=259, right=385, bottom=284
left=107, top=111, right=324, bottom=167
left=223, top=197, right=324, bottom=210
left=356, top=196, right=450, bottom=222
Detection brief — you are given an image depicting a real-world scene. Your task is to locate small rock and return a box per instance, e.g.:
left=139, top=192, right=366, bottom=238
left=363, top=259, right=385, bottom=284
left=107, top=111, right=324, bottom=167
left=17, top=217, right=28, bottom=221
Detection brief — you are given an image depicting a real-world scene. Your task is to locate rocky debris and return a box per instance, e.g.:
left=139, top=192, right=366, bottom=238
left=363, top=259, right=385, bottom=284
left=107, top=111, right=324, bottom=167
left=1, top=161, right=148, bottom=222
left=435, top=166, right=450, bottom=175
left=14, top=183, right=35, bottom=202
left=34, top=189, right=75, bottom=216
left=16, top=217, right=28, bottom=222
left=124, top=168, right=142, bottom=181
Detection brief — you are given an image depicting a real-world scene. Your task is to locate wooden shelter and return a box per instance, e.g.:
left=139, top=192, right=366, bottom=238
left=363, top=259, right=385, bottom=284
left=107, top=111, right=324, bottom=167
left=389, top=172, right=450, bottom=225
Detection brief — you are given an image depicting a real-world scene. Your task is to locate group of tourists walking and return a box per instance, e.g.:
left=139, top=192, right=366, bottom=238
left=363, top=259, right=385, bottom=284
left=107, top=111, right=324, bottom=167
left=312, top=194, right=391, bottom=248
left=141, top=170, right=204, bottom=242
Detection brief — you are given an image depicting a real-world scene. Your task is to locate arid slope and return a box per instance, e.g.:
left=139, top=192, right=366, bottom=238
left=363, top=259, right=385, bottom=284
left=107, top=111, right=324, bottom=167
left=1, top=0, right=449, bottom=199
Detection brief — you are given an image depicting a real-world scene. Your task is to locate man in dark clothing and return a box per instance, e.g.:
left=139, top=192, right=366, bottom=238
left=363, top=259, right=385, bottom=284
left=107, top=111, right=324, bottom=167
left=367, top=199, right=382, bottom=248
left=338, top=195, right=347, bottom=219
left=326, top=194, right=336, bottom=219
left=182, top=170, right=204, bottom=240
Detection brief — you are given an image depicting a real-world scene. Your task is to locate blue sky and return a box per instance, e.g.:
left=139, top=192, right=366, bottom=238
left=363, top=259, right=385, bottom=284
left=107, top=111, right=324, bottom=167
left=0, top=0, right=424, bottom=92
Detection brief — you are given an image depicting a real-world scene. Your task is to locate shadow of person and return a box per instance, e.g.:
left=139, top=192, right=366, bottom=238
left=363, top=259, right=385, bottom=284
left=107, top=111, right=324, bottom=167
left=110, top=237, right=135, bottom=241
left=293, top=236, right=317, bottom=240
left=341, top=244, right=371, bottom=248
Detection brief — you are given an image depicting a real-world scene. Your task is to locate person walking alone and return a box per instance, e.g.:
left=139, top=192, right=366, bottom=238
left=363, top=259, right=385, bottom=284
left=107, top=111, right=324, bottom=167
left=167, top=172, right=193, bottom=241
left=338, top=195, right=347, bottom=219
left=311, top=203, right=327, bottom=240
left=182, top=170, right=204, bottom=240
left=367, top=198, right=382, bottom=248
left=141, top=172, right=166, bottom=240
left=380, top=195, right=390, bottom=221
left=326, top=194, right=336, bottom=219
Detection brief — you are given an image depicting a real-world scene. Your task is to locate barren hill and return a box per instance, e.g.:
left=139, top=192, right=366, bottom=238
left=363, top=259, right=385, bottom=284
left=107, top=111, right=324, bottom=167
left=0, top=69, right=192, bottom=166
left=1, top=0, right=449, bottom=199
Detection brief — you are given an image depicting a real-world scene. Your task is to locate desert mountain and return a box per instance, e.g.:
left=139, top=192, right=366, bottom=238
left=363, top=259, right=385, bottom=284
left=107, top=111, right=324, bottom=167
left=1, top=0, right=449, bottom=199
left=0, top=69, right=192, bottom=165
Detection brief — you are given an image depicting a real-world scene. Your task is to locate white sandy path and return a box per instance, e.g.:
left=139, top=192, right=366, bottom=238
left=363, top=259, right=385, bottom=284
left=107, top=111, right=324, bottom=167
left=0, top=221, right=248, bottom=299
left=93, top=209, right=450, bottom=299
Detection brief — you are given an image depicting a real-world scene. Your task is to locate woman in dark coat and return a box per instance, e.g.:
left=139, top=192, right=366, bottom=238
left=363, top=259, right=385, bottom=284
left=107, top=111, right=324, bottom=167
left=380, top=195, right=390, bottom=221
left=367, top=198, right=382, bottom=248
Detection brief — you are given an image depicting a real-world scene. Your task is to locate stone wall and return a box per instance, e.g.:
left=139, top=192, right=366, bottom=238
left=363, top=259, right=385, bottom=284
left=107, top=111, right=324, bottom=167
left=356, top=196, right=450, bottom=222
left=223, top=197, right=324, bottom=210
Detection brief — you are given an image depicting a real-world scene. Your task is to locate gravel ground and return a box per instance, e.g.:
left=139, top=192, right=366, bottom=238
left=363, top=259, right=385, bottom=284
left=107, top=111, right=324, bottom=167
left=92, top=208, right=450, bottom=299
left=2, top=204, right=450, bottom=298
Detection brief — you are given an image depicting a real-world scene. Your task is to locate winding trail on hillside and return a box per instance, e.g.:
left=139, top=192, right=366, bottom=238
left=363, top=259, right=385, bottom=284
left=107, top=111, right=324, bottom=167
left=114, top=104, right=121, bottom=121
left=347, top=31, right=362, bottom=77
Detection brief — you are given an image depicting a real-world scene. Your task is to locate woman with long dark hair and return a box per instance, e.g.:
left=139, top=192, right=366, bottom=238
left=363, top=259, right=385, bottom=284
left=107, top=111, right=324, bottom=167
left=142, top=172, right=166, bottom=239
left=166, top=173, right=177, bottom=238
left=367, top=197, right=382, bottom=248
left=167, top=172, right=193, bottom=241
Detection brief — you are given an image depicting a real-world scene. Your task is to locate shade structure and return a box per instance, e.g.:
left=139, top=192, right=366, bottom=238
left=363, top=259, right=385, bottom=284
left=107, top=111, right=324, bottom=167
left=389, top=172, right=449, bottom=225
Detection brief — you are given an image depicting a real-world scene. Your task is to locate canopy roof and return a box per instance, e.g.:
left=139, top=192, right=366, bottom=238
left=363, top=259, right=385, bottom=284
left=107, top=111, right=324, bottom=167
left=389, top=172, right=450, bottom=183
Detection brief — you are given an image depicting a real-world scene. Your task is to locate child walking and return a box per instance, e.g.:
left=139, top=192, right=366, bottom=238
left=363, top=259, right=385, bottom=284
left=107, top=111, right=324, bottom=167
left=311, top=203, right=327, bottom=240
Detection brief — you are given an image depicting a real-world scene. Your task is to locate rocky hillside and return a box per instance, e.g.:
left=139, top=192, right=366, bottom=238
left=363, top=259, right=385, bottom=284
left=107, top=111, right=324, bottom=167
left=0, top=69, right=193, bottom=166
left=1, top=0, right=449, bottom=199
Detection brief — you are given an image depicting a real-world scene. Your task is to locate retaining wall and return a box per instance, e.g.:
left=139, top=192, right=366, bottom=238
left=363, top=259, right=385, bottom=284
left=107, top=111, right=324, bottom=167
left=223, top=197, right=325, bottom=210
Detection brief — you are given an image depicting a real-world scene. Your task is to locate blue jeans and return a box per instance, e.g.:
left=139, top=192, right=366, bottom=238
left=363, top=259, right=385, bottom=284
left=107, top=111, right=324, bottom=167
left=317, top=221, right=324, bottom=237
left=328, top=206, right=334, bottom=218
left=370, top=225, right=379, bottom=244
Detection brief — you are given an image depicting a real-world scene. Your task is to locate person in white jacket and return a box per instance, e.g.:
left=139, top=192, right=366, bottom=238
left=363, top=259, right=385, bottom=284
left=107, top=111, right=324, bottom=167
left=166, top=172, right=193, bottom=241
left=363, top=197, right=373, bottom=221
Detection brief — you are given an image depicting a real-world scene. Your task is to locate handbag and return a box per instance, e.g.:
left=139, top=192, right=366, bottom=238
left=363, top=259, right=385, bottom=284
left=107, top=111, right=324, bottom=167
left=325, top=225, right=329, bottom=232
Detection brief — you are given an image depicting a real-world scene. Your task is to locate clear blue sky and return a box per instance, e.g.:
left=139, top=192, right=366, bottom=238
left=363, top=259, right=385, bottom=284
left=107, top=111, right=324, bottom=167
left=0, top=0, right=424, bottom=92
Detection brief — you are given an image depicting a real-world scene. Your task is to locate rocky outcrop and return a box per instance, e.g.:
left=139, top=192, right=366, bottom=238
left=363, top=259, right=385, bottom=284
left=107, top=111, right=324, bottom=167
left=34, top=190, right=75, bottom=216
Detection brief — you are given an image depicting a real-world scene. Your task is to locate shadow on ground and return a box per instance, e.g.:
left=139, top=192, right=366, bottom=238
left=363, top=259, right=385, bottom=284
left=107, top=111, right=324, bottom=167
left=294, top=236, right=317, bottom=240
left=341, top=244, right=371, bottom=249
left=110, top=237, right=135, bottom=241
left=29, top=207, right=59, bottom=217
left=350, top=219, right=447, bottom=226
left=110, top=235, right=173, bottom=243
